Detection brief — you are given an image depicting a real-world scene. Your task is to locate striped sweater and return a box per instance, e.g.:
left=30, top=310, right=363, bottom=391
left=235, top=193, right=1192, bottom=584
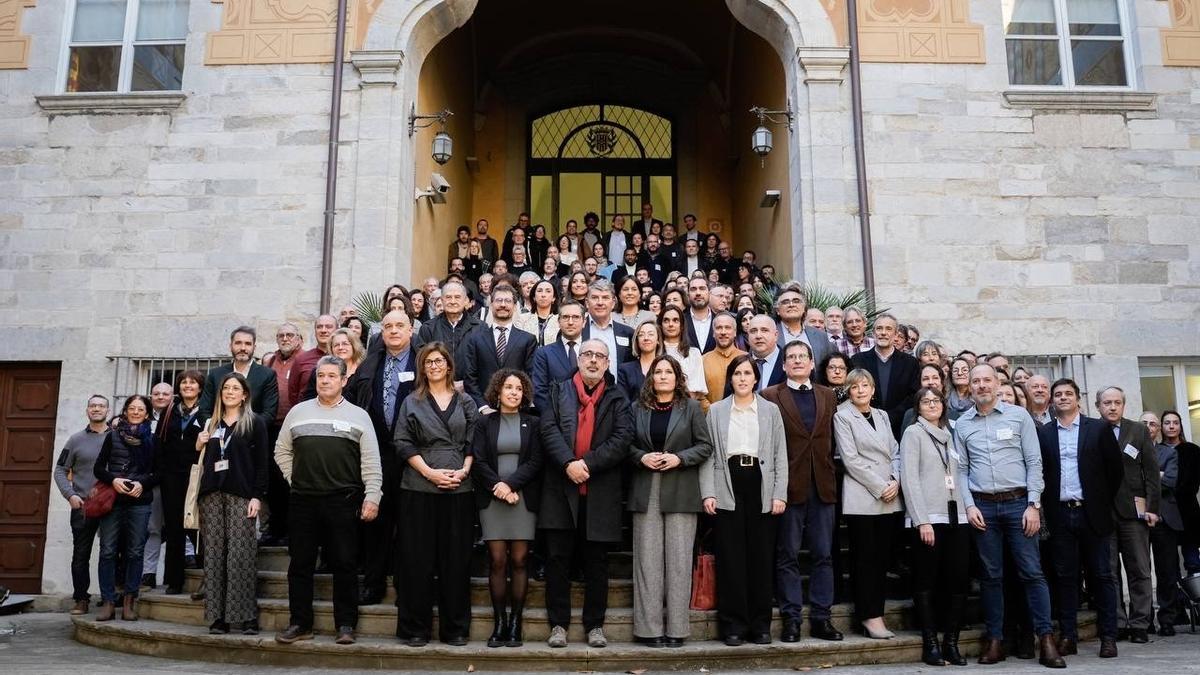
left=274, top=396, right=383, bottom=504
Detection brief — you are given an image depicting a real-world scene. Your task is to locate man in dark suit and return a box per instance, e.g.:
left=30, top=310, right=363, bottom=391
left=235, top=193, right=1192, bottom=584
left=199, top=325, right=279, bottom=421
left=538, top=338, right=634, bottom=648
left=344, top=308, right=418, bottom=604
left=631, top=202, right=662, bottom=240
left=530, top=300, right=586, bottom=413
left=609, top=248, right=640, bottom=287
left=761, top=340, right=842, bottom=642
left=413, top=281, right=484, bottom=365
left=1096, top=386, right=1161, bottom=642
left=460, top=285, right=537, bottom=410
left=1038, top=378, right=1124, bottom=659
left=581, top=278, right=634, bottom=370
left=685, top=276, right=717, bottom=353
left=746, top=315, right=786, bottom=390
left=850, top=314, right=919, bottom=440
left=773, top=285, right=831, bottom=366
left=637, top=234, right=670, bottom=291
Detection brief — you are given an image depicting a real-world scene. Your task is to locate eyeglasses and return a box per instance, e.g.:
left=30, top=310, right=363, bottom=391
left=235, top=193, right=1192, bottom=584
left=785, top=353, right=811, bottom=362
left=579, top=351, right=608, bottom=361
left=424, top=358, right=448, bottom=367
left=919, top=398, right=942, bottom=407
left=276, top=332, right=298, bottom=339
left=826, top=365, right=847, bottom=373
left=777, top=298, right=803, bottom=306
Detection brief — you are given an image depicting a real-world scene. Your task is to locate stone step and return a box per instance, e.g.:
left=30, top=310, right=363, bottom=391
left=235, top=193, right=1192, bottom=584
left=137, top=591, right=939, bottom=642
left=72, top=615, right=1098, bottom=672
left=183, top=569, right=635, bottom=607
left=257, top=545, right=635, bottom=578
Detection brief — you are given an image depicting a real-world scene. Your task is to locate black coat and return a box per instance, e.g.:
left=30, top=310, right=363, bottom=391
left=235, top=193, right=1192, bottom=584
left=471, top=411, right=544, bottom=512
left=460, top=325, right=538, bottom=408
left=685, top=311, right=716, bottom=353
left=850, top=348, right=920, bottom=441
left=199, top=363, right=279, bottom=422
left=538, top=373, right=634, bottom=542
left=617, top=359, right=646, bottom=402
left=530, top=342, right=577, bottom=413
left=1038, top=414, right=1124, bottom=537
left=413, top=312, right=485, bottom=362
left=345, top=345, right=418, bottom=473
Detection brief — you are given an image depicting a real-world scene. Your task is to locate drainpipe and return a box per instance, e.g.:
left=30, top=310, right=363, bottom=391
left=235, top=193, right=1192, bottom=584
left=319, top=0, right=350, bottom=314
left=845, top=0, right=876, bottom=297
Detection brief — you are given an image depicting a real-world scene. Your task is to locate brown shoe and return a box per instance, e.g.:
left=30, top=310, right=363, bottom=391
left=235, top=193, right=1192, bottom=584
left=121, top=595, right=138, bottom=621
left=95, top=601, right=115, bottom=622
left=1099, top=639, right=1118, bottom=658
left=1057, top=636, right=1077, bottom=656
left=978, top=638, right=1006, bottom=664
left=1038, top=633, right=1066, bottom=668
left=70, top=599, right=89, bottom=616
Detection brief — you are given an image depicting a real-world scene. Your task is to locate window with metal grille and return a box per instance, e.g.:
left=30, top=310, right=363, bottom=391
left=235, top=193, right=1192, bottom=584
left=107, top=355, right=228, bottom=406
left=530, top=104, right=672, bottom=159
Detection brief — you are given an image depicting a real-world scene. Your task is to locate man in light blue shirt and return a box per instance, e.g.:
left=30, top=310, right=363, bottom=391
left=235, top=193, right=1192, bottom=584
left=1056, top=414, right=1084, bottom=501
left=954, top=364, right=1063, bottom=668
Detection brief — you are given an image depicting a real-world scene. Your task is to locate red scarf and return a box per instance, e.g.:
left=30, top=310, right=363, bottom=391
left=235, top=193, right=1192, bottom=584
left=571, top=372, right=606, bottom=495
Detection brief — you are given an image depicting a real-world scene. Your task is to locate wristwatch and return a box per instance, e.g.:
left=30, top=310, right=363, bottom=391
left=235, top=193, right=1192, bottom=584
left=1029, top=501, right=1041, bottom=510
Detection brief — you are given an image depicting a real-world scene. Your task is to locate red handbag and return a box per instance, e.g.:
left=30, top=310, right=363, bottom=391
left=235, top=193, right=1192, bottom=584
left=82, top=482, right=117, bottom=519
left=689, top=551, right=717, bottom=610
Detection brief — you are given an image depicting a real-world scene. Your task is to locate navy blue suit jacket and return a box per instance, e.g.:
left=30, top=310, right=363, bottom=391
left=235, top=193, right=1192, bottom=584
left=530, top=341, right=577, bottom=413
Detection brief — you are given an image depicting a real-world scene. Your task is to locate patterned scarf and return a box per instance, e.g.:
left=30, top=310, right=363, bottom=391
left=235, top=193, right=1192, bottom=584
left=571, top=372, right=606, bottom=495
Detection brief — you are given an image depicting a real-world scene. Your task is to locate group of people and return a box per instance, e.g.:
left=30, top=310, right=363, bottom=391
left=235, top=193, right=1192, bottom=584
left=52, top=211, right=1199, bottom=668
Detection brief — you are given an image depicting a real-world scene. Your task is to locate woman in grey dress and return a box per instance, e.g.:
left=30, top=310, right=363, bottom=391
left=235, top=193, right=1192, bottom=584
left=473, top=369, right=544, bottom=647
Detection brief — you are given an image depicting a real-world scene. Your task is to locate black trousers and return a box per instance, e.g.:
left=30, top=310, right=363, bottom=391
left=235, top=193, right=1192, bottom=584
left=69, top=510, right=101, bottom=601
left=911, top=524, right=971, bottom=595
left=288, top=491, right=361, bottom=630
left=266, top=424, right=289, bottom=539
left=361, top=463, right=398, bottom=595
left=846, top=512, right=901, bottom=621
left=395, top=490, right=475, bottom=641
left=1151, top=525, right=1184, bottom=626
left=544, top=496, right=611, bottom=631
left=715, top=460, right=777, bottom=637
left=159, top=470, right=194, bottom=590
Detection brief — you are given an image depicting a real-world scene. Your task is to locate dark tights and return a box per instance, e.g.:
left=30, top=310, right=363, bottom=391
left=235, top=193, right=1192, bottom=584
left=487, top=540, right=530, bottom=611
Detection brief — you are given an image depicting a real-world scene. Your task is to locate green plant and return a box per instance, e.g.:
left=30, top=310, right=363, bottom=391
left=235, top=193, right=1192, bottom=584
left=755, top=280, right=888, bottom=328
left=352, top=291, right=384, bottom=325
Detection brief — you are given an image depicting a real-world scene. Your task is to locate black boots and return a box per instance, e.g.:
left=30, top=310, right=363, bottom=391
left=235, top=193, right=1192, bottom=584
left=914, top=591, right=944, bottom=666
left=506, top=604, right=524, bottom=647
left=487, top=610, right=507, bottom=648
left=942, top=594, right=967, bottom=666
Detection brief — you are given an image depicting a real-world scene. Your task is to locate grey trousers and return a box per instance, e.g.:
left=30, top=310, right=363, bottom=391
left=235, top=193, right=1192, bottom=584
left=632, top=474, right=697, bottom=639
left=1110, top=517, right=1153, bottom=630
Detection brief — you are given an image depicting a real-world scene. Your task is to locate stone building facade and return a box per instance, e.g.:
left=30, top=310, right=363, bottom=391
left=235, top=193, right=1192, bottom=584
left=0, top=0, right=1197, bottom=595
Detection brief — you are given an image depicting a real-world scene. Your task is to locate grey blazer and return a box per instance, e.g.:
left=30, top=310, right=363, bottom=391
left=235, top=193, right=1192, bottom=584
left=626, top=398, right=713, bottom=514
left=833, top=400, right=902, bottom=516
left=700, top=395, right=789, bottom=513
left=899, top=417, right=961, bottom=526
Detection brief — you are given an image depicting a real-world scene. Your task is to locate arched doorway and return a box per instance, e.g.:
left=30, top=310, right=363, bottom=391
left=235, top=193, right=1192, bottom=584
left=527, top=103, right=674, bottom=232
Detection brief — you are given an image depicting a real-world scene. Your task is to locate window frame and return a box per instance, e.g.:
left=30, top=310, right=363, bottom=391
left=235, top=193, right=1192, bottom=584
left=57, top=0, right=188, bottom=94
left=1137, top=358, right=1200, bottom=439
left=1003, top=0, right=1138, bottom=91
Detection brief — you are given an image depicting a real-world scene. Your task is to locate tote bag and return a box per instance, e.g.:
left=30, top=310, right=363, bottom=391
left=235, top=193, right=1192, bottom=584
left=183, top=447, right=205, bottom=530
left=689, top=551, right=717, bottom=610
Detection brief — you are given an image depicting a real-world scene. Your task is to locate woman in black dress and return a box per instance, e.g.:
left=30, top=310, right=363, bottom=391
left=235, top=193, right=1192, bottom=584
left=473, top=369, right=544, bottom=647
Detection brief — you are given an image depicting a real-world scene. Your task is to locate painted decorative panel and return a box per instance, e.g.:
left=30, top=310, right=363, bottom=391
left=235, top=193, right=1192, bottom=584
left=820, top=0, right=985, bottom=63
left=1162, top=0, right=1200, bottom=66
left=205, top=0, right=382, bottom=64
left=0, top=0, right=35, bottom=69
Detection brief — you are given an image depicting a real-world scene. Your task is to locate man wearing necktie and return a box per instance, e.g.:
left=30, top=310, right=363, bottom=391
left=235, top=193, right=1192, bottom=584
left=531, top=300, right=587, bottom=413
left=344, top=309, right=417, bottom=604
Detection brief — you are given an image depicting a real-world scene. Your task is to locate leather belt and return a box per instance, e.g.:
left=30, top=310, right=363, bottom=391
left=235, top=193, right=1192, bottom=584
left=971, top=488, right=1028, bottom=503
left=729, top=455, right=758, bottom=467
left=1063, top=499, right=1084, bottom=509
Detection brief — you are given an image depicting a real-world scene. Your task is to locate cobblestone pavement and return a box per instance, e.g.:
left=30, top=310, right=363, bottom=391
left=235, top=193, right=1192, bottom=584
left=4, top=612, right=1200, bottom=674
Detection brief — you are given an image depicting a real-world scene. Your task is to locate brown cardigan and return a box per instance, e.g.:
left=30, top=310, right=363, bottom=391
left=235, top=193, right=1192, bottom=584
left=761, top=381, right=838, bottom=505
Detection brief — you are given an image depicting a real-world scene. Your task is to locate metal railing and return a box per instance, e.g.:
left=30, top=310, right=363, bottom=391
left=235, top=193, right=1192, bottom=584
left=1009, top=353, right=1095, bottom=413
left=107, top=356, right=230, bottom=407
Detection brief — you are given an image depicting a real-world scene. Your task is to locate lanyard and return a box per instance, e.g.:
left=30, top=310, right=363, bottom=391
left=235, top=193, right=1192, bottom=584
left=217, top=422, right=233, bottom=461
left=921, top=426, right=956, bottom=494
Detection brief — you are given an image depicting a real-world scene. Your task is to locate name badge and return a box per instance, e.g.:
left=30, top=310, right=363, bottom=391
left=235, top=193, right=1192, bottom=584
left=616, top=336, right=630, bottom=347
left=996, top=428, right=1013, bottom=441
left=214, top=459, right=230, bottom=472
left=944, top=475, right=955, bottom=490
left=654, top=264, right=662, bottom=271
left=332, top=420, right=352, bottom=433
left=1123, top=443, right=1139, bottom=459
left=211, top=427, right=225, bottom=440
left=398, top=372, right=415, bottom=383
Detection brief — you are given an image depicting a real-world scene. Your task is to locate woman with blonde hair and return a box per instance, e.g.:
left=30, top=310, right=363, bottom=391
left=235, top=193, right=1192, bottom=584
left=195, top=372, right=269, bottom=634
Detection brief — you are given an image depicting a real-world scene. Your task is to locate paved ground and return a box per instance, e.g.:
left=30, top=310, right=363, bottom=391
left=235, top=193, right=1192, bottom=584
left=5, top=612, right=1200, bottom=674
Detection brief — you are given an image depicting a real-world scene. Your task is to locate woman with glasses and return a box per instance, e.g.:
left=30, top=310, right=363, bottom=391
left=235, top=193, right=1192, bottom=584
left=947, top=357, right=973, bottom=414
left=900, top=386, right=969, bottom=665
left=393, top=343, right=479, bottom=647
left=817, top=352, right=852, bottom=404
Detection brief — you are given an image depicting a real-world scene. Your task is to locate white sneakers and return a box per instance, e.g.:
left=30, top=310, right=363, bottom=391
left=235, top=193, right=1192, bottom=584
left=547, top=625, right=567, bottom=648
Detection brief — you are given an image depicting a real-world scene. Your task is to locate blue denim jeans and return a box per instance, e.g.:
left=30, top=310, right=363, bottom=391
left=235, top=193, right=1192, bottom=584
left=98, top=501, right=152, bottom=603
left=973, top=498, right=1053, bottom=638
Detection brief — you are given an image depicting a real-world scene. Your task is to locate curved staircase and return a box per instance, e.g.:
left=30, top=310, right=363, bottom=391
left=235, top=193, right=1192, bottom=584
left=73, top=544, right=1096, bottom=670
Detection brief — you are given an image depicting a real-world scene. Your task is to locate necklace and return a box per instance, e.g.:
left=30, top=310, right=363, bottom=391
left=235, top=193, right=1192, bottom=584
left=651, top=399, right=674, bottom=411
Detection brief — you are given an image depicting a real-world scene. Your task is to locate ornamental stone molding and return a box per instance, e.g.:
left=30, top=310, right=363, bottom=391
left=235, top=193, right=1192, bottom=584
left=820, top=0, right=985, bottom=63
left=1162, top=0, right=1200, bottom=66
left=0, top=0, right=35, bottom=69
left=206, top=0, right=383, bottom=65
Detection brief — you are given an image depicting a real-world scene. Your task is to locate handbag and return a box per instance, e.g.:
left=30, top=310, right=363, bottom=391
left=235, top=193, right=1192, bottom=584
left=689, top=550, right=717, bottom=611
left=183, top=446, right=205, bottom=530
left=82, top=482, right=117, bottom=519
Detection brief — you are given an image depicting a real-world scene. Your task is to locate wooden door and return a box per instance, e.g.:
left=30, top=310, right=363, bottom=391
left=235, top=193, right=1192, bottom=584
left=0, top=363, right=60, bottom=593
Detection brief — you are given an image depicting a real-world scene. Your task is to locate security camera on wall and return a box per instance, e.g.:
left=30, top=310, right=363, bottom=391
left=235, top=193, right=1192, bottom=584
left=431, top=173, right=450, bottom=194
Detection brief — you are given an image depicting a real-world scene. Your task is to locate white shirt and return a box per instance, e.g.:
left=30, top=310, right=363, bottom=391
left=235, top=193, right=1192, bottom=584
left=686, top=255, right=701, bottom=275
left=728, top=397, right=760, bottom=458
left=492, top=321, right=514, bottom=349
left=608, top=230, right=628, bottom=258
left=690, top=309, right=712, bottom=350
left=588, top=317, right=618, bottom=376
left=665, top=342, right=708, bottom=395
